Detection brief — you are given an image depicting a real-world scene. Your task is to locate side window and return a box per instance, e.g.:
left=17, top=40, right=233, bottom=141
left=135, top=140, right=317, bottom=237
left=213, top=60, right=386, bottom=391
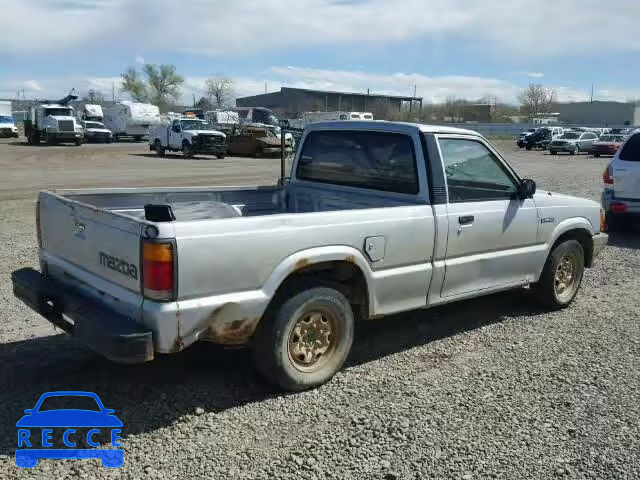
left=297, top=130, right=419, bottom=194
left=619, top=133, right=640, bottom=162
left=439, top=138, right=518, bottom=203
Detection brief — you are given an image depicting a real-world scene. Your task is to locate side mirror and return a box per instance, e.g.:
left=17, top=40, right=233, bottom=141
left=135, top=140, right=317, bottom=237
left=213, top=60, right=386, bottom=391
left=519, top=179, right=537, bottom=199
left=24, top=409, right=34, bottom=414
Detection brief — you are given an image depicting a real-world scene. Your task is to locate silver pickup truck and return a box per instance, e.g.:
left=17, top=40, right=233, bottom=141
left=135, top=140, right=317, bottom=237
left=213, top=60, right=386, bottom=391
left=12, top=121, right=608, bottom=391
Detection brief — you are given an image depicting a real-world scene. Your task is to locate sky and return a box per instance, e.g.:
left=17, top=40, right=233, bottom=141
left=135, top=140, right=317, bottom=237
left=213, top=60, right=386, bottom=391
left=1, top=0, right=639, bottom=106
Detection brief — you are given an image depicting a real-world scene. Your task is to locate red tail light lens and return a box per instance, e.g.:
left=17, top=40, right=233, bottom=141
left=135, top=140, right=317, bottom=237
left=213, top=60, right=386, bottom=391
left=142, top=241, right=175, bottom=301
left=610, top=203, right=627, bottom=213
left=603, top=165, right=614, bottom=185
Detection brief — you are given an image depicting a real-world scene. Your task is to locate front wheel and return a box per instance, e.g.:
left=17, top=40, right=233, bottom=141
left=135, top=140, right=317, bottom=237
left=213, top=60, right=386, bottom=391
left=216, top=153, right=225, bottom=159
left=532, top=239, right=585, bottom=309
left=253, top=287, right=355, bottom=391
left=572, top=145, right=579, bottom=155
left=550, top=150, right=557, bottom=155
left=594, top=153, right=600, bottom=158
left=182, top=142, right=193, bottom=158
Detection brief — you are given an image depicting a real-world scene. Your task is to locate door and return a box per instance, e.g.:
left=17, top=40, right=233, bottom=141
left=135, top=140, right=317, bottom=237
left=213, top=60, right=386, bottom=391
left=579, top=133, right=596, bottom=151
left=169, top=120, right=182, bottom=149
left=612, top=132, right=640, bottom=200
left=438, top=137, right=539, bottom=298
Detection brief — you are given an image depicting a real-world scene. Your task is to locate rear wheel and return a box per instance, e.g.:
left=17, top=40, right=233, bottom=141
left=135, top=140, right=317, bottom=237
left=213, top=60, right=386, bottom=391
left=550, top=150, right=557, bottom=155
left=155, top=139, right=165, bottom=157
left=572, top=145, right=579, bottom=155
left=533, top=240, right=585, bottom=309
left=253, top=287, right=355, bottom=391
left=216, top=153, right=225, bottom=159
left=594, top=153, right=600, bottom=158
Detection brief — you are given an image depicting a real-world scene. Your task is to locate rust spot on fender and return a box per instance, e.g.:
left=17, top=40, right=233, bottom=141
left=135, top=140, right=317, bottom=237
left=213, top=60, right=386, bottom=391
left=294, top=258, right=310, bottom=271
left=200, top=304, right=261, bottom=346
left=345, top=255, right=356, bottom=264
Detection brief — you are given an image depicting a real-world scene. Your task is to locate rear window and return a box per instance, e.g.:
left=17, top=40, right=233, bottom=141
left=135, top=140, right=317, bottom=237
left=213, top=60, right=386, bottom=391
left=297, top=130, right=419, bottom=194
left=619, top=133, right=640, bottom=162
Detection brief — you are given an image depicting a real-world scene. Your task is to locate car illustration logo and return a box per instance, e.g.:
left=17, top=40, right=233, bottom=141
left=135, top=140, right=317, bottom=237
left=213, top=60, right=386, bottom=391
left=16, top=391, right=123, bottom=468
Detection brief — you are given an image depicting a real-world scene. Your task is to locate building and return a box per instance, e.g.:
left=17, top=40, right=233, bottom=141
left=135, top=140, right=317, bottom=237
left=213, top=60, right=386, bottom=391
left=552, top=101, right=640, bottom=126
left=236, top=87, right=423, bottom=120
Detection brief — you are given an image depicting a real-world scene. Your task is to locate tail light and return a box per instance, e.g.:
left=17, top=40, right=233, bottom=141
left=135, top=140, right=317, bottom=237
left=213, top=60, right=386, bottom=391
left=142, top=240, right=175, bottom=301
left=610, top=203, right=627, bottom=213
left=603, top=165, right=614, bottom=185
left=35, top=200, right=42, bottom=248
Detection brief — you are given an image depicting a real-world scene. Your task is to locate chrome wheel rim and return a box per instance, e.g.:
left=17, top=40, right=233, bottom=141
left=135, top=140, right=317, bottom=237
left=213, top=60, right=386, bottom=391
left=288, top=309, right=337, bottom=372
left=555, top=252, right=579, bottom=300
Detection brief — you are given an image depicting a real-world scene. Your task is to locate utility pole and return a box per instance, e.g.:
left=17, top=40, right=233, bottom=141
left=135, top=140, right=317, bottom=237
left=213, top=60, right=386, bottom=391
left=265, top=82, right=267, bottom=94
left=112, top=81, right=115, bottom=102
left=590, top=83, right=594, bottom=103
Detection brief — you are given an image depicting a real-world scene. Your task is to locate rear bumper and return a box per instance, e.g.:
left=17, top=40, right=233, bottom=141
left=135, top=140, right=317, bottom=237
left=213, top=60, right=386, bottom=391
left=11, top=268, right=154, bottom=364
left=602, top=189, right=640, bottom=215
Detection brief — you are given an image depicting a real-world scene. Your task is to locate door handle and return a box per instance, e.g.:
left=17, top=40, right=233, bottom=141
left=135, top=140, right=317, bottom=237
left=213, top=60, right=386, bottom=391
left=458, top=215, right=475, bottom=225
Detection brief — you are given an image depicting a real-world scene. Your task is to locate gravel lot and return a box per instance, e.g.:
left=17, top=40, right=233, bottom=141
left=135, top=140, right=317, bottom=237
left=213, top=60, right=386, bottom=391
left=1, top=138, right=638, bottom=479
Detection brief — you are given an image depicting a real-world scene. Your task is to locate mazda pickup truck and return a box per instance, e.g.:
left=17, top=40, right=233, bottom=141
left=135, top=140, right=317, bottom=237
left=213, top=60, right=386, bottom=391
left=12, top=121, right=608, bottom=391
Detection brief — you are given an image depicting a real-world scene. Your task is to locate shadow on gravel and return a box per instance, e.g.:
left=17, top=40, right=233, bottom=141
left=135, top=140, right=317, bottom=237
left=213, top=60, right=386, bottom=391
left=128, top=153, right=224, bottom=161
left=607, top=225, right=640, bottom=250
left=0, top=289, right=545, bottom=455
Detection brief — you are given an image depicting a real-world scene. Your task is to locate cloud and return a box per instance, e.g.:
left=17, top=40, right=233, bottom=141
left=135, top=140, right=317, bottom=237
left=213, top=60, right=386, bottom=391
left=2, top=67, right=638, bottom=107
left=1, top=0, right=639, bottom=58
left=516, top=72, right=545, bottom=79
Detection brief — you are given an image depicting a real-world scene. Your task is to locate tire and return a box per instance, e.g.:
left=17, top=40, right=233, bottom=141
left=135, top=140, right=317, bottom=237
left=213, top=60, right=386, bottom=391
left=253, top=287, right=355, bottom=391
left=155, top=139, right=165, bottom=157
left=533, top=239, right=585, bottom=309
left=75, top=138, right=82, bottom=146
left=106, top=138, right=113, bottom=144
left=253, top=147, right=264, bottom=158
left=594, top=153, right=600, bottom=158
left=605, top=212, right=621, bottom=232
left=572, top=145, right=579, bottom=155
left=550, top=150, right=557, bottom=155
left=217, top=153, right=225, bottom=159
left=182, top=141, right=193, bottom=158
left=525, top=145, right=532, bottom=151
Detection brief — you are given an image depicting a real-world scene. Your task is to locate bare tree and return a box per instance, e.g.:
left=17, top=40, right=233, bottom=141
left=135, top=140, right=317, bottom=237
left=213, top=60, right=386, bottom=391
left=205, top=77, right=234, bottom=108
left=518, top=83, right=557, bottom=117
left=82, top=89, right=106, bottom=104
left=121, top=64, right=185, bottom=111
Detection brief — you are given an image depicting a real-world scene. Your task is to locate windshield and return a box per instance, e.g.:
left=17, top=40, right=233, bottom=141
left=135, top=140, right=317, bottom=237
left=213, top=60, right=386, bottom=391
left=37, top=395, right=101, bottom=412
left=180, top=120, right=209, bottom=130
left=45, top=108, right=73, bottom=117
left=599, top=135, right=624, bottom=142
left=560, top=132, right=580, bottom=139
left=84, top=122, right=105, bottom=129
left=0, top=115, right=13, bottom=123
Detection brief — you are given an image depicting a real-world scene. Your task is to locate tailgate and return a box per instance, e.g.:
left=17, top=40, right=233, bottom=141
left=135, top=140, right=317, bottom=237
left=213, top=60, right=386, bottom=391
left=39, top=191, right=143, bottom=293
left=612, top=160, right=640, bottom=200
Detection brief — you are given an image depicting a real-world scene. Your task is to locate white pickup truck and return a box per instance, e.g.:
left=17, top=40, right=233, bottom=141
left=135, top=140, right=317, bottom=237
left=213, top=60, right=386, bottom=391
left=149, top=117, right=227, bottom=158
left=12, top=121, right=607, bottom=391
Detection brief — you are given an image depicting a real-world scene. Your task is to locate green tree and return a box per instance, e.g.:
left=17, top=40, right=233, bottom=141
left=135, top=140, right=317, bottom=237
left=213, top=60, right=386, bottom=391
left=121, top=64, right=185, bottom=111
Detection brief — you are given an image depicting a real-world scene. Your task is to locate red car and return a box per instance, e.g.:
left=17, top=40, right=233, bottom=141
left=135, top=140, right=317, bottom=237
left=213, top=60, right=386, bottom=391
left=591, top=134, right=626, bottom=157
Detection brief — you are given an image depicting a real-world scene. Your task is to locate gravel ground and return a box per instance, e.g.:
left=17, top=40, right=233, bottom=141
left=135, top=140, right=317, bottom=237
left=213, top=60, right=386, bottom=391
left=0, top=138, right=638, bottom=479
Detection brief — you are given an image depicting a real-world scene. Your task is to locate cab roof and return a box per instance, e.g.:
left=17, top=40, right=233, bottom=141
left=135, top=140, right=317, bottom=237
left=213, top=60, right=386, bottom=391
left=305, top=120, right=480, bottom=136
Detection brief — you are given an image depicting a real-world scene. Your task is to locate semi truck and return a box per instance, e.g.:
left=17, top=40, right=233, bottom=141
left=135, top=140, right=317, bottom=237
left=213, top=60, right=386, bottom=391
left=0, top=101, right=19, bottom=138
left=103, top=101, right=161, bottom=141
left=24, top=92, right=84, bottom=146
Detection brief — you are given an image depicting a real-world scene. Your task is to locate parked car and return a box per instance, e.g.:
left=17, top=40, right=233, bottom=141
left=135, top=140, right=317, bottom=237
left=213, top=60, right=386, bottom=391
left=227, top=125, right=282, bottom=157
left=81, top=121, right=113, bottom=143
left=602, top=129, right=640, bottom=228
left=11, top=121, right=608, bottom=391
left=517, top=128, right=537, bottom=148
left=523, top=127, right=563, bottom=151
left=590, top=134, right=626, bottom=157
left=549, top=131, right=599, bottom=155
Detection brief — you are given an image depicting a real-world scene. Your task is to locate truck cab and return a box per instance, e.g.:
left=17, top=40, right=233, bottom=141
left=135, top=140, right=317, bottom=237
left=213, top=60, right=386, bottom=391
left=25, top=104, right=83, bottom=146
left=150, top=117, right=227, bottom=158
